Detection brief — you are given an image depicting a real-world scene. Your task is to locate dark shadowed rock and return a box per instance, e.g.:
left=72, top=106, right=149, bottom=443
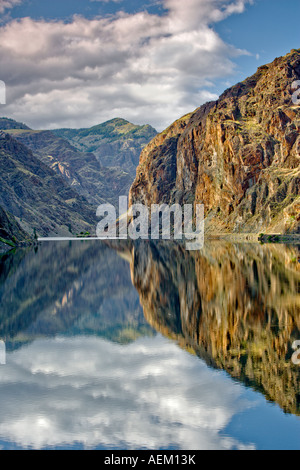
left=0, top=205, right=28, bottom=251
left=0, top=131, right=96, bottom=237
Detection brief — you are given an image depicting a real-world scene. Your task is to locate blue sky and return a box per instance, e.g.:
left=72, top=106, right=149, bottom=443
left=0, top=0, right=299, bottom=130
left=8, top=0, right=163, bottom=18
left=4, top=0, right=163, bottom=20
left=214, top=0, right=300, bottom=81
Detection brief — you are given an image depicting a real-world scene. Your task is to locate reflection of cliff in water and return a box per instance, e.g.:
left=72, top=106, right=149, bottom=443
left=128, top=241, right=300, bottom=416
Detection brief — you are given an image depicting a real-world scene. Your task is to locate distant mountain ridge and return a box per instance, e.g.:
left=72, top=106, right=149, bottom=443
left=0, top=117, right=30, bottom=131
left=53, top=118, right=157, bottom=176
left=6, top=127, right=132, bottom=207
left=0, top=116, right=156, bottom=238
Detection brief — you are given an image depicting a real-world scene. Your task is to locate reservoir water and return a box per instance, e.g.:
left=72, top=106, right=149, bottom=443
left=0, top=240, right=299, bottom=450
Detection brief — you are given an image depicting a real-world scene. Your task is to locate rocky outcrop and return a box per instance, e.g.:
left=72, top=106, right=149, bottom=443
left=130, top=50, right=300, bottom=235
left=126, top=240, right=300, bottom=415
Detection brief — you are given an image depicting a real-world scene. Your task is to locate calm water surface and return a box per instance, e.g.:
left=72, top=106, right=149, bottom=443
left=0, top=240, right=299, bottom=450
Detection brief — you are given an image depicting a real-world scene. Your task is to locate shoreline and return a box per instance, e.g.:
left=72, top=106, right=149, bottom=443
left=35, top=234, right=300, bottom=245
left=207, top=233, right=300, bottom=244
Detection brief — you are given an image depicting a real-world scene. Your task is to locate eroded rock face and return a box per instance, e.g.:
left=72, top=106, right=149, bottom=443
left=127, top=241, right=300, bottom=415
left=130, top=50, right=300, bottom=234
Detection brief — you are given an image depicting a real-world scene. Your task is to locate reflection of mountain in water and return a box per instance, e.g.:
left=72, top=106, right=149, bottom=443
left=0, top=241, right=153, bottom=348
left=0, top=240, right=299, bottom=416
left=127, top=241, right=300, bottom=416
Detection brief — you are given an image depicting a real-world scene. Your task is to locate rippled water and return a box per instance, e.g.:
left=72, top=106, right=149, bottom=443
left=0, top=240, right=299, bottom=450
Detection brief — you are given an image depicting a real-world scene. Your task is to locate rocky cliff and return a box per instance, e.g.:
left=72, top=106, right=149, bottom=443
left=129, top=50, right=300, bottom=235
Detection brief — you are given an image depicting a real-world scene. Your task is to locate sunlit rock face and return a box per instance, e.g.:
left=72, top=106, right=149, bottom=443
left=128, top=241, right=300, bottom=415
left=129, top=50, right=300, bottom=234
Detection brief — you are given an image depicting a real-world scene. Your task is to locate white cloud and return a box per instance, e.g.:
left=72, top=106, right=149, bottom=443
left=0, top=0, right=21, bottom=14
left=0, top=335, right=256, bottom=449
left=0, top=0, right=252, bottom=130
